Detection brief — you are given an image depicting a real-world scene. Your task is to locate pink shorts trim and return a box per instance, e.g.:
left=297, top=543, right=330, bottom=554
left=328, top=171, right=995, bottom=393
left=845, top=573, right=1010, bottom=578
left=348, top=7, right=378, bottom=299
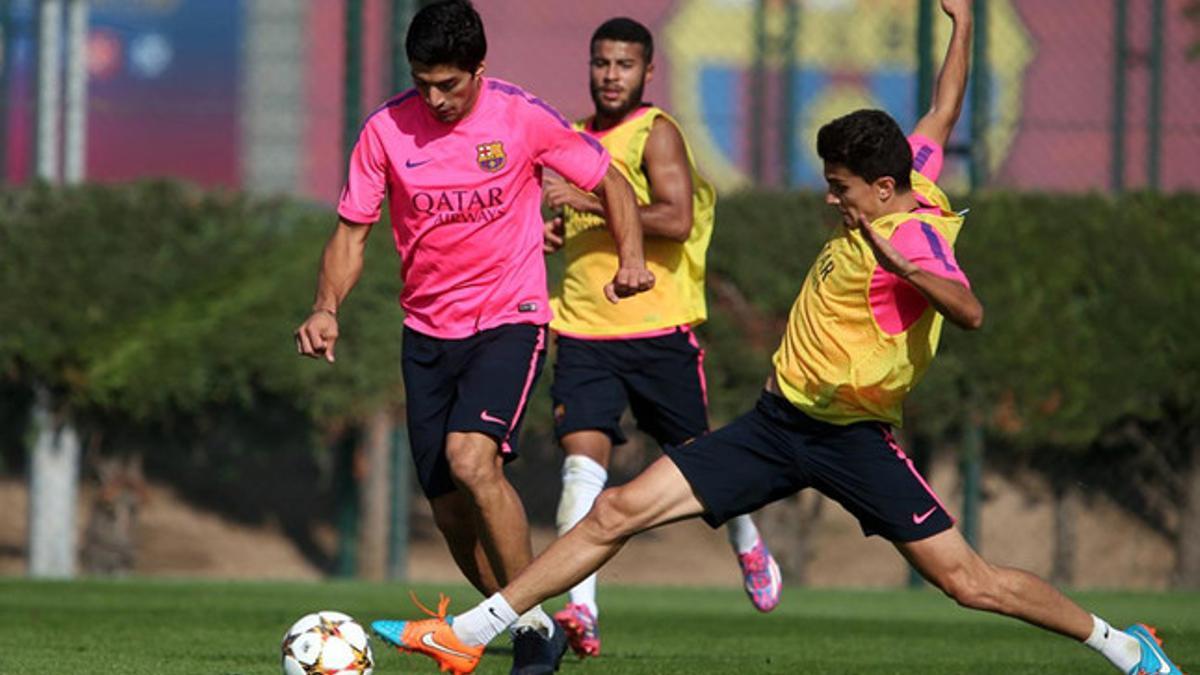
left=685, top=329, right=710, bottom=409
left=501, top=326, right=547, bottom=454
left=880, top=425, right=955, bottom=522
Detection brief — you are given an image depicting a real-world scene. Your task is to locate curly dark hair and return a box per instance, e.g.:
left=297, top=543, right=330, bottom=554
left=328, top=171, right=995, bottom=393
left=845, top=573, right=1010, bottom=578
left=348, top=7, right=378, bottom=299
left=816, top=109, right=912, bottom=190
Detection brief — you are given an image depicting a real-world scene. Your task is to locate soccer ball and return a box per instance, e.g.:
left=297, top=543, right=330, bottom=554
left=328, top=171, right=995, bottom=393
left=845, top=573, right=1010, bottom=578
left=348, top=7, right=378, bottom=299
left=281, top=611, right=374, bottom=675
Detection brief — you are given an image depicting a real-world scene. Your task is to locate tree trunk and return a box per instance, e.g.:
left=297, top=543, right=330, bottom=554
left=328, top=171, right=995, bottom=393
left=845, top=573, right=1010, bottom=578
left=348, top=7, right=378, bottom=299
left=81, top=453, right=144, bottom=576
left=356, top=408, right=393, bottom=581
left=27, top=388, right=80, bottom=578
left=1050, top=476, right=1078, bottom=587
left=1174, top=437, right=1200, bottom=588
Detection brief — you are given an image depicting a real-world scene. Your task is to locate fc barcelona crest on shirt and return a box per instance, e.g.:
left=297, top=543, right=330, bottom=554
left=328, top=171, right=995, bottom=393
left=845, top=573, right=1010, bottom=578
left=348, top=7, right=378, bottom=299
left=476, top=141, right=506, bottom=172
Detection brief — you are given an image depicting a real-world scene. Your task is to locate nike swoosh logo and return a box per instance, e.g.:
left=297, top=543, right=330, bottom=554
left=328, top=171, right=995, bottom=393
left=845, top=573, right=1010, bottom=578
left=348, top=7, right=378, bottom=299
left=912, top=506, right=938, bottom=524
left=1141, top=636, right=1173, bottom=674
left=420, top=631, right=475, bottom=659
left=480, top=410, right=509, bottom=425
left=405, top=158, right=433, bottom=168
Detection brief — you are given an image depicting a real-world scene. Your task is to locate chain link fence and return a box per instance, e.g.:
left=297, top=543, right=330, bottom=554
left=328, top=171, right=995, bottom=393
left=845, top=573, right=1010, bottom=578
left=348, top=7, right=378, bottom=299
left=2, top=0, right=1197, bottom=197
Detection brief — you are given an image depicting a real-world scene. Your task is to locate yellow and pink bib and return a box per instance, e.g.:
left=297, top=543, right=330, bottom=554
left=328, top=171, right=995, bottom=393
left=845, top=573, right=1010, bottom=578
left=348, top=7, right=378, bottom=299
left=550, top=106, right=715, bottom=337
left=772, top=173, right=963, bottom=427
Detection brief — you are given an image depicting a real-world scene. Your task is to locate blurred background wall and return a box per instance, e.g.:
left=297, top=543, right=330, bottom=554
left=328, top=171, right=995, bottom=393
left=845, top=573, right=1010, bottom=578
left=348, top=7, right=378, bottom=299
left=3, top=0, right=1197, bottom=197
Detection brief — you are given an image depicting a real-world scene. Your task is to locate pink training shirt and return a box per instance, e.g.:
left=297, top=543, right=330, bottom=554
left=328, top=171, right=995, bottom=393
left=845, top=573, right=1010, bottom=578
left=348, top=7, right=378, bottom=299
left=338, top=78, right=611, bottom=338
left=869, top=134, right=971, bottom=335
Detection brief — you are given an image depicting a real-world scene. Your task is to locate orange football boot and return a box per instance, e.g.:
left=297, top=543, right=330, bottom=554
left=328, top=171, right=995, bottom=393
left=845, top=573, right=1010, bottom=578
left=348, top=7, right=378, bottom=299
left=373, top=593, right=484, bottom=674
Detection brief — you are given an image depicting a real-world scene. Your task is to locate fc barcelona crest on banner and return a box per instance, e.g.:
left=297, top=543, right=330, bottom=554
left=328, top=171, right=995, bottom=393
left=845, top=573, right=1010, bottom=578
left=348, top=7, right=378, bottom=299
left=662, top=0, right=1031, bottom=192
left=476, top=141, right=507, bottom=172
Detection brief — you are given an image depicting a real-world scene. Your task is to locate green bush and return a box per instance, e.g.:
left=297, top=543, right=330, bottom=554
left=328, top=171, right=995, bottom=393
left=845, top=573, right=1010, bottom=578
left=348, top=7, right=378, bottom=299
left=0, top=181, right=405, bottom=444
left=2, top=182, right=1195, bottom=469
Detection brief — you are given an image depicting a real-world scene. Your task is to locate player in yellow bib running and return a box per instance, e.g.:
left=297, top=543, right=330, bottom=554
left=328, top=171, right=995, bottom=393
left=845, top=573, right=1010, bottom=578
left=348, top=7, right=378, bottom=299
left=540, top=17, right=780, bottom=658
left=376, top=3, right=1185, bottom=673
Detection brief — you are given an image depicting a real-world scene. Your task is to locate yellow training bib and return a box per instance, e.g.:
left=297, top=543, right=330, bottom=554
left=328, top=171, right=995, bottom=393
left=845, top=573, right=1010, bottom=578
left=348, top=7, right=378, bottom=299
left=550, top=106, right=715, bottom=336
left=772, top=175, right=963, bottom=427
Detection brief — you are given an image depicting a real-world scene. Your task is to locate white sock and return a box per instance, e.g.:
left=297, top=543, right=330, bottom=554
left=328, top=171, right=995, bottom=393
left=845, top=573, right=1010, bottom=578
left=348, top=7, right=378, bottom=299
left=1084, top=614, right=1141, bottom=673
left=556, top=454, right=607, bottom=617
left=451, top=593, right=518, bottom=647
left=726, top=514, right=761, bottom=555
left=511, top=605, right=554, bottom=640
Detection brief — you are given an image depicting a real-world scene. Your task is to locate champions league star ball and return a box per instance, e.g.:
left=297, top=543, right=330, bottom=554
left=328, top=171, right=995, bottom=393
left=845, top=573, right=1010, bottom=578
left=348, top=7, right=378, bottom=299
left=281, top=611, right=374, bottom=675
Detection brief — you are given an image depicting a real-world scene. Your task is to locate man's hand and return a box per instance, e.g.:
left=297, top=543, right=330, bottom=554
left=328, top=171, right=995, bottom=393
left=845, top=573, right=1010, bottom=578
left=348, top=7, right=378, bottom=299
left=543, top=215, right=565, bottom=253
left=940, top=0, right=972, bottom=20
left=544, top=174, right=601, bottom=214
left=604, top=266, right=656, bottom=304
left=853, top=215, right=920, bottom=278
left=295, top=310, right=339, bottom=363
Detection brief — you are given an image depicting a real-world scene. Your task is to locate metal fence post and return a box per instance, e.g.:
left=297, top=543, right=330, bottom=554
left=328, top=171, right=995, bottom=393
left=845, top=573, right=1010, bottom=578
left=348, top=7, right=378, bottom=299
left=36, top=0, right=62, bottom=183
left=908, top=2, right=936, bottom=590
left=750, top=0, right=767, bottom=185
left=1147, top=0, right=1164, bottom=190
left=779, top=0, right=799, bottom=187
left=388, top=424, right=411, bottom=581
left=63, top=0, right=86, bottom=185
left=916, top=0, right=934, bottom=121
left=960, top=392, right=984, bottom=549
left=343, top=0, right=363, bottom=166
left=390, top=0, right=412, bottom=92
left=968, top=0, right=990, bottom=188
left=0, top=0, right=12, bottom=185
left=334, top=432, right=360, bottom=578
left=1111, top=0, right=1128, bottom=192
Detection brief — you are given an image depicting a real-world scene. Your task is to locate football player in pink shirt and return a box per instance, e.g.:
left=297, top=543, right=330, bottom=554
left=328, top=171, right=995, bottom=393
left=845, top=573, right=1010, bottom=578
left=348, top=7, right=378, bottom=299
left=294, top=2, right=653, bottom=672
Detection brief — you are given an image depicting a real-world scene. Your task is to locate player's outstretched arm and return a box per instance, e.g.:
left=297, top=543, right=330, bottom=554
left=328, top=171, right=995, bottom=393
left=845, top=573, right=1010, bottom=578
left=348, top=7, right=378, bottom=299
left=592, top=164, right=655, bottom=302
left=856, top=215, right=983, bottom=330
left=638, top=117, right=695, bottom=242
left=912, top=0, right=973, bottom=147
left=294, top=218, right=374, bottom=362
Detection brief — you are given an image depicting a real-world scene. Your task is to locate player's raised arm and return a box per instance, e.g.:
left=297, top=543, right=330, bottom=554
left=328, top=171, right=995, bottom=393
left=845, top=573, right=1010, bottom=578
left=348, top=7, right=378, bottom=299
left=294, top=218, right=374, bottom=362
left=912, top=0, right=973, bottom=146
left=591, top=164, right=655, bottom=302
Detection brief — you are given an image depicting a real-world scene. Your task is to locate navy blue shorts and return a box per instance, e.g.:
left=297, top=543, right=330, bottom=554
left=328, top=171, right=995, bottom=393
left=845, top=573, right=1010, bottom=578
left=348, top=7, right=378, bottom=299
left=551, top=327, right=709, bottom=447
left=664, top=391, right=955, bottom=542
left=402, top=323, right=547, bottom=499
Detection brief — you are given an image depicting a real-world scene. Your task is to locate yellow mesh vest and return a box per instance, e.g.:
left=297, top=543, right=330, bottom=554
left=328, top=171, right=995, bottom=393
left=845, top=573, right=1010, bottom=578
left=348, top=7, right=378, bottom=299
left=771, top=174, right=963, bottom=427
left=550, top=106, right=716, bottom=336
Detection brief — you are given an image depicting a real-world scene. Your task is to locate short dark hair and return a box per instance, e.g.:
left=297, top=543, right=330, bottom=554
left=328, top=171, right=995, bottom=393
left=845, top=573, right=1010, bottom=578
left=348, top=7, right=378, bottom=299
left=406, top=0, right=487, bottom=72
left=816, top=109, right=912, bottom=190
left=591, top=17, right=654, bottom=63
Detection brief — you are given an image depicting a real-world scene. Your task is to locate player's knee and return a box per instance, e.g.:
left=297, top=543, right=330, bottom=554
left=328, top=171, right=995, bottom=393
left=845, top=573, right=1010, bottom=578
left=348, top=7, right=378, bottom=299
left=445, top=441, right=502, bottom=493
left=586, top=488, right=639, bottom=543
left=937, top=564, right=1001, bottom=612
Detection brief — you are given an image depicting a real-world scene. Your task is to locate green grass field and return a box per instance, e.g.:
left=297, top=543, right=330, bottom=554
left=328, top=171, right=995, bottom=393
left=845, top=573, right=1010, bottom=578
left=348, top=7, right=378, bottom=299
left=0, top=578, right=1195, bottom=674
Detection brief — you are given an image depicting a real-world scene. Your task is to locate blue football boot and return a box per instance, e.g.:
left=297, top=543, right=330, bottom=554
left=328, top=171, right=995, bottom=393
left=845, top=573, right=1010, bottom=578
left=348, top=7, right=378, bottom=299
left=1125, top=624, right=1184, bottom=675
